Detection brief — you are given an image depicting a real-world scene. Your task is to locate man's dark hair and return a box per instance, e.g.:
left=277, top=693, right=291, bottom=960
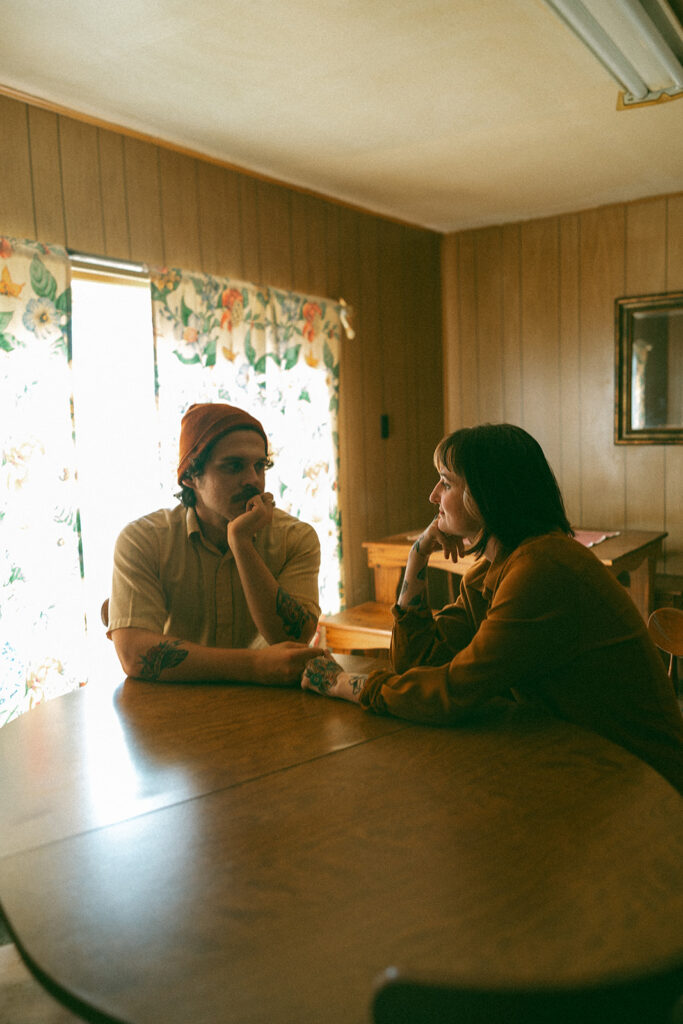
left=434, top=423, right=573, bottom=557
left=176, top=442, right=212, bottom=507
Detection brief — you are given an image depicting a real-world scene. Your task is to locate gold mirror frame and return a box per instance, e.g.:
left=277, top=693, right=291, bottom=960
left=615, top=290, right=683, bottom=444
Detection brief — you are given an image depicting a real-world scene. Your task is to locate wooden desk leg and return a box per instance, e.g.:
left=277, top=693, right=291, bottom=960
left=373, top=567, right=403, bottom=605
left=627, top=556, right=655, bottom=621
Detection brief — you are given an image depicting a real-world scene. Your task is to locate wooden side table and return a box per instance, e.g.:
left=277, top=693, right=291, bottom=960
left=363, top=528, right=667, bottom=619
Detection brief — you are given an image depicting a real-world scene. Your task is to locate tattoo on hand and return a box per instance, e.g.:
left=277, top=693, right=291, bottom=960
left=276, top=587, right=315, bottom=639
left=137, top=640, right=189, bottom=681
left=304, top=656, right=343, bottom=694
left=348, top=675, right=366, bottom=696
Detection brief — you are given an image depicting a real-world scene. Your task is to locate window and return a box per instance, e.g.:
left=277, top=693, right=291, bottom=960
left=70, top=264, right=162, bottom=675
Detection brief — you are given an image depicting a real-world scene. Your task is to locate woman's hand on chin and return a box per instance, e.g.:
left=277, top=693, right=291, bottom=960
left=425, top=516, right=467, bottom=563
left=438, top=529, right=466, bottom=562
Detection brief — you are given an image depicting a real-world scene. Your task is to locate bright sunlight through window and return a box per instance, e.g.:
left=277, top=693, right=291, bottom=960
left=71, top=267, right=163, bottom=676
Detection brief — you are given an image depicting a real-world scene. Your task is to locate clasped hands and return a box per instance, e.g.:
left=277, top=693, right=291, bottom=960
left=301, top=653, right=365, bottom=704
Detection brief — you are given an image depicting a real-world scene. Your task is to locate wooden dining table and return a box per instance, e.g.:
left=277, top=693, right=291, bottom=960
left=1, top=663, right=682, bottom=1024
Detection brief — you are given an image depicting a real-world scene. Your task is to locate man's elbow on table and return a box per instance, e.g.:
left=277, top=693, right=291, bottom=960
left=111, top=627, right=179, bottom=680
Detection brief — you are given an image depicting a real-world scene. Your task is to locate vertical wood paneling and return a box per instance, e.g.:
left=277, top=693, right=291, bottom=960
left=123, top=137, right=164, bottom=266
left=411, top=226, right=444, bottom=490
left=291, top=193, right=329, bottom=298
left=457, top=233, right=479, bottom=425
left=238, top=176, right=261, bottom=283
left=196, top=162, right=244, bottom=278
left=401, top=224, right=441, bottom=524
left=323, top=203, right=342, bottom=301
left=337, top=208, right=366, bottom=603
left=520, top=218, right=561, bottom=472
left=28, top=107, right=66, bottom=245
left=256, top=181, right=293, bottom=290
left=624, top=199, right=667, bottom=533
left=475, top=227, right=504, bottom=423
left=97, top=129, right=130, bottom=260
left=665, top=195, right=683, bottom=573
left=667, top=194, right=683, bottom=292
left=59, top=118, right=105, bottom=253
left=377, top=221, right=409, bottom=535
left=0, top=97, right=34, bottom=239
left=558, top=214, right=582, bottom=524
left=578, top=205, right=626, bottom=527
left=158, top=150, right=202, bottom=270
left=441, top=234, right=461, bottom=430
left=353, top=214, right=386, bottom=597
left=501, top=223, right=523, bottom=426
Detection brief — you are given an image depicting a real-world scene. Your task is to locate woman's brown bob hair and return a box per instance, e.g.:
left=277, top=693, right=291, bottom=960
left=434, top=423, right=572, bottom=557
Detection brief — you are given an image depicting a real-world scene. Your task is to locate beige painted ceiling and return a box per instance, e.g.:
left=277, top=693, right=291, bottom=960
left=1, top=0, right=682, bottom=232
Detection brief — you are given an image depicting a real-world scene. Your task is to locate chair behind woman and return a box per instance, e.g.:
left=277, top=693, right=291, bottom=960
left=371, top=962, right=683, bottom=1024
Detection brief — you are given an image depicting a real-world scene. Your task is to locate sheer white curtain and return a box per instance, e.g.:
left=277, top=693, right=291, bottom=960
left=0, top=237, right=84, bottom=725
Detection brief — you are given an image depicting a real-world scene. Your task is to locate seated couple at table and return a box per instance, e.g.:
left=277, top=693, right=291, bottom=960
left=108, top=403, right=683, bottom=795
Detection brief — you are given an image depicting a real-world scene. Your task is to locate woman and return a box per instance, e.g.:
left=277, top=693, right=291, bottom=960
left=303, top=424, right=683, bottom=793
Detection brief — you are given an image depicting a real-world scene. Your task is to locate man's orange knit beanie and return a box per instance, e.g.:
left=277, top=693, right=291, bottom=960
left=177, top=403, right=268, bottom=485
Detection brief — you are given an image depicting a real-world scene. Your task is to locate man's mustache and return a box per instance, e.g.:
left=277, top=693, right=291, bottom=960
left=232, top=485, right=261, bottom=504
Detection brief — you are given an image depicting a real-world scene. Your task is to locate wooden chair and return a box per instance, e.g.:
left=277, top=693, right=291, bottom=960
left=371, top=963, right=683, bottom=1024
left=648, top=606, right=683, bottom=695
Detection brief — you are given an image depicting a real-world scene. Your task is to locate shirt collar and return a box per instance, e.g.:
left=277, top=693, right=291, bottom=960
left=479, top=545, right=514, bottom=597
left=185, top=506, right=233, bottom=558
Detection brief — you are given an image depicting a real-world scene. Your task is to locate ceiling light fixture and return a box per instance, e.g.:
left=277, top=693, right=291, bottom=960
left=543, top=0, right=683, bottom=107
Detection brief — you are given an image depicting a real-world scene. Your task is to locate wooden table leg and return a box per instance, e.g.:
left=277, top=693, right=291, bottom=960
left=627, top=555, right=656, bottom=621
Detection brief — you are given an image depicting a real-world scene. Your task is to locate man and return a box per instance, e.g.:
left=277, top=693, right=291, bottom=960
left=108, top=402, right=323, bottom=684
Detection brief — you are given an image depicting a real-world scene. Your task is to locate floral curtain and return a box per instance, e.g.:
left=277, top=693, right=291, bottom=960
left=0, top=237, right=86, bottom=726
left=151, top=269, right=344, bottom=613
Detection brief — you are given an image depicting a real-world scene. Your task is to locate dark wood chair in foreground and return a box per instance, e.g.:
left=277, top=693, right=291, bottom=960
left=371, top=962, right=683, bottom=1024
left=648, top=606, right=683, bottom=695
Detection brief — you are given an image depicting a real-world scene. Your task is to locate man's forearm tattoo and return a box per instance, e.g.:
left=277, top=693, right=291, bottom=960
left=276, top=587, right=315, bottom=639
left=137, top=640, right=189, bottom=681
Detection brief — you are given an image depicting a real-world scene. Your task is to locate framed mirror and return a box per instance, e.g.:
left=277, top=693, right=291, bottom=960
left=615, top=290, right=683, bottom=444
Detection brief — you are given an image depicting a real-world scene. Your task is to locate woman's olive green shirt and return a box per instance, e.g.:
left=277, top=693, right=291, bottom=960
left=360, top=533, right=683, bottom=793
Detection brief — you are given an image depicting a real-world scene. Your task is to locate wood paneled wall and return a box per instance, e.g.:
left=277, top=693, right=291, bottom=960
left=442, top=194, right=683, bottom=573
left=0, top=94, right=443, bottom=608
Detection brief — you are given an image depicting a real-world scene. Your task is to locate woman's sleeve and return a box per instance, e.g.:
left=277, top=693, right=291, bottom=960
left=390, top=600, right=475, bottom=673
left=361, top=548, right=577, bottom=724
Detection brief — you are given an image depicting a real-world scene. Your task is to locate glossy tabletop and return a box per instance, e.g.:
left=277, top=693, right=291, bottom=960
left=1, top=668, right=682, bottom=1024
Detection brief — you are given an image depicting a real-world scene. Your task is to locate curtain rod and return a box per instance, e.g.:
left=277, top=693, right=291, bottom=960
left=68, top=250, right=149, bottom=278
left=68, top=250, right=355, bottom=338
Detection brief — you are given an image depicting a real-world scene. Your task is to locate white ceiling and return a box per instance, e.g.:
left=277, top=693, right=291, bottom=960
left=1, top=0, right=683, bottom=232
